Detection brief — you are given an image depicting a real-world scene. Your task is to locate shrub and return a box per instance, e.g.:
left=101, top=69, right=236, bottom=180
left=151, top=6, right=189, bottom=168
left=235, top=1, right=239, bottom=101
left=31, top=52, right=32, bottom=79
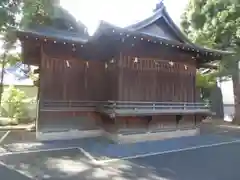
left=2, top=86, right=29, bottom=122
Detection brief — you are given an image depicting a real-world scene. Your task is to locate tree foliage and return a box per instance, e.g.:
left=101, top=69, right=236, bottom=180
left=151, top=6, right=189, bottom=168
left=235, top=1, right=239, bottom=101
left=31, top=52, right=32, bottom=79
left=4, top=53, right=21, bottom=66
left=181, top=0, right=240, bottom=50
left=181, top=0, right=240, bottom=86
left=181, top=0, right=240, bottom=122
left=181, top=0, right=240, bottom=77
left=196, top=71, right=216, bottom=101
left=0, top=0, right=56, bottom=50
left=2, top=85, right=28, bottom=121
left=0, top=0, right=56, bottom=29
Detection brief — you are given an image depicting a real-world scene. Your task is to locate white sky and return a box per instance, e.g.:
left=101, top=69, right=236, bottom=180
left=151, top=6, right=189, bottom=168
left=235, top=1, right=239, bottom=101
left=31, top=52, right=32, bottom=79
left=60, top=0, right=188, bottom=34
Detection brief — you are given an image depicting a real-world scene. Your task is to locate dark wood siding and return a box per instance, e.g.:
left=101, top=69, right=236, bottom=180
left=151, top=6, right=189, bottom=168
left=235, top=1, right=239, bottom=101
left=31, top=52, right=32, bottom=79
left=38, top=45, right=108, bottom=132
left=21, top=40, right=41, bottom=65
left=117, top=55, right=195, bottom=102
left=40, top=47, right=107, bottom=101
left=116, top=42, right=196, bottom=102
left=105, top=56, right=119, bottom=100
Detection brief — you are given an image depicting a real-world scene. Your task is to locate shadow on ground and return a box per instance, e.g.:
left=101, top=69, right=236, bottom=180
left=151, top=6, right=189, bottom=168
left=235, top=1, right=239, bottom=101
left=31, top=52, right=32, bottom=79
left=0, top=148, right=171, bottom=180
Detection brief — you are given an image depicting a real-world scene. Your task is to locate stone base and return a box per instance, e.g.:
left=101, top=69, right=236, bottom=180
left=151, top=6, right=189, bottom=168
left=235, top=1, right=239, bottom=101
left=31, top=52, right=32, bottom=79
left=36, top=129, right=103, bottom=141
left=36, top=127, right=199, bottom=143
left=104, top=128, right=200, bottom=144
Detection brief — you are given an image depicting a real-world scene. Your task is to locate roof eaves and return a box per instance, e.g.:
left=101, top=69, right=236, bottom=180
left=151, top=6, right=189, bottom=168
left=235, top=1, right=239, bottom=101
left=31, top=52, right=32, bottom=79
left=161, top=7, right=233, bottom=56
left=162, top=7, right=193, bottom=44
left=16, top=27, right=89, bottom=44
left=87, top=22, right=231, bottom=59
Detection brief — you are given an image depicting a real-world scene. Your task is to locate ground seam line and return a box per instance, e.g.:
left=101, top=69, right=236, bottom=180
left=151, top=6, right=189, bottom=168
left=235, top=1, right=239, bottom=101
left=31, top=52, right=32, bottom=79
left=97, top=139, right=240, bottom=164
left=0, top=131, right=11, bottom=144
left=77, top=148, right=98, bottom=163
left=0, top=146, right=81, bottom=156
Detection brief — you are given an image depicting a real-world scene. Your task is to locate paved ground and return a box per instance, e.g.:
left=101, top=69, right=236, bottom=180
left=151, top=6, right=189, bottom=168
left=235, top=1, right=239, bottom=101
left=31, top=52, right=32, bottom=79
left=0, top=124, right=240, bottom=179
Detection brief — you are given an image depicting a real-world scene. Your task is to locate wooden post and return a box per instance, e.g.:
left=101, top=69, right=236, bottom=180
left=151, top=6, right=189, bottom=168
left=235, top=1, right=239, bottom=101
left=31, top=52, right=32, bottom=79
left=232, top=61, right=240, bottom=124
left=0, top=53, right=6, bottom=107
left=238, top=61, right=240, bottom=83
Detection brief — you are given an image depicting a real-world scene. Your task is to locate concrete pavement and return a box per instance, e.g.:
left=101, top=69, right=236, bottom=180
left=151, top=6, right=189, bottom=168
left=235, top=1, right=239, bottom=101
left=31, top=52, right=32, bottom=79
left=123, top=142, right=240, bottom=180
left=0, top=123, right=240, bottom=179
left=0, top=163, right=31, bottom=180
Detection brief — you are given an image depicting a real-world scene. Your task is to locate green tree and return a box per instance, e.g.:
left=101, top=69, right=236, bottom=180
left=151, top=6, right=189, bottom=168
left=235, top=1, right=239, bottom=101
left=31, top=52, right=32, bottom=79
left=2, top=85, right=28, bottom=122
left=0, top=0, right=56, bottom=48
left=181, top=0, right=240, bottom=123
left=196, top=71, right=216, bottom=101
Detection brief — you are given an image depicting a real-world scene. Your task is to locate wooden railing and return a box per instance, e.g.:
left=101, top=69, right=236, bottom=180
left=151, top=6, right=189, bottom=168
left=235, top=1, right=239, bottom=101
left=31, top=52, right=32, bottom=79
left=40, top=101, right=102, bottom=111
left=40, top=100, right=210, bottom=115
left=100, top=101, right=210, bottom=116
left=102, top=101, right=209, bottom=109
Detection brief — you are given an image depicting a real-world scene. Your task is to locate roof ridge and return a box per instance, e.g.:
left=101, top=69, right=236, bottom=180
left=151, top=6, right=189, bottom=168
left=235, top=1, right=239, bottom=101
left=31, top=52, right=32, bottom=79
left=125, top=5, right=165, bottom=30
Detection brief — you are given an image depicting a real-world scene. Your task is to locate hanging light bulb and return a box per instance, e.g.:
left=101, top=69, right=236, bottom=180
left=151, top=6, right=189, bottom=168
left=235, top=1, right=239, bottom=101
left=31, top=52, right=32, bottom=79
left=154, top=60, right=159, bottom=65
left=66, top=60, right=70, bottom=68
left=110, top=58, right=114, bottom=63
left=134, top=57, right=138, bottom=63
left=169, top=61, right=174, bottom=66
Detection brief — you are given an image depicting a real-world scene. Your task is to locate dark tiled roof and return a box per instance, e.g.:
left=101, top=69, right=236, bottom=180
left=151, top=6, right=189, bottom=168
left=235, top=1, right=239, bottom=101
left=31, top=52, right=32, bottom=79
left=17, top=26, right=88, bottom=44
left=17, top=3, right=233, bottom=59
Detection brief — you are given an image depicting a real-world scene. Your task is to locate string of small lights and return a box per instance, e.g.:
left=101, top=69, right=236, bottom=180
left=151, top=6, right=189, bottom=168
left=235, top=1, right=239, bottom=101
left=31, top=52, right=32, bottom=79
left=22, top=26, right=225, bottom=76
left=61, top=57, right=194, bottom=75
left=23, top=28, right=222, bottom=59
left=107, top=57, right=193, bottom=72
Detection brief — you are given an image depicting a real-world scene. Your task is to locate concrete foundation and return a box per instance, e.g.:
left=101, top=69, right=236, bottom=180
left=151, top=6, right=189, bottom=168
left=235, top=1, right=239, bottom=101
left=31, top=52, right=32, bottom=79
left=104, top=128, right=200, bottom=144
left=36, top=129, right=103, bottom=141
left=36, top=127, right=199, bottom=143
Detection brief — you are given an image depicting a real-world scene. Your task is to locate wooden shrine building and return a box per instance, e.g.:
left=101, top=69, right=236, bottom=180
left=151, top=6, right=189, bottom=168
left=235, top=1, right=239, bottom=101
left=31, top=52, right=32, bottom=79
left=16, top=3, right=230, bottom=142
